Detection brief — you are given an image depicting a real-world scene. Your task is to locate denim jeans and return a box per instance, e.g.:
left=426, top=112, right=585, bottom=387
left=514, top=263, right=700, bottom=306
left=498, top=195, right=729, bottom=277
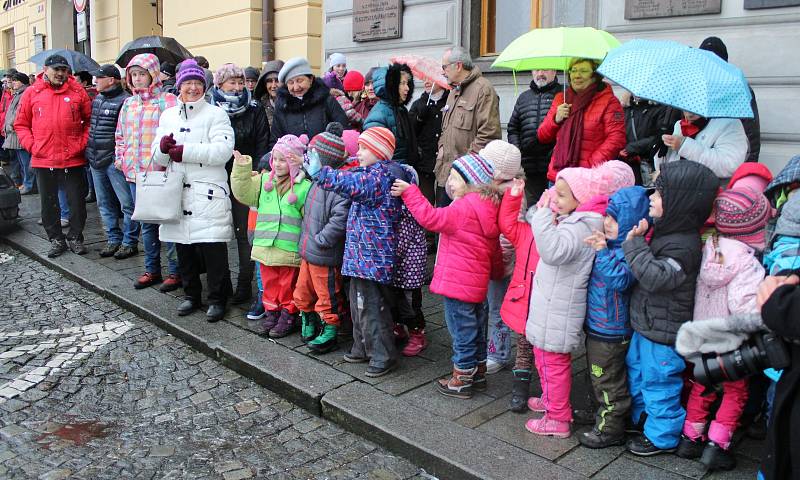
left=13, top=150, right=35, bottom=191
left=92, top=164, right=138, bottom=246
left=487, top=276, right=512, bottom=365
left=128, top=181, right=178, bottom=275
left=5, top=149, right=21, bottom=185
left=58, top=188, right=70, bottom=220
left=443, top=296, right=487, bottom=370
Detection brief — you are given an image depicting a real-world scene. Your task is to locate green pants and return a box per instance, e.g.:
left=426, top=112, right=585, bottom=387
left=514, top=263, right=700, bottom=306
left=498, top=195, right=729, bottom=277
left=586, top=337, right=632, bottom=435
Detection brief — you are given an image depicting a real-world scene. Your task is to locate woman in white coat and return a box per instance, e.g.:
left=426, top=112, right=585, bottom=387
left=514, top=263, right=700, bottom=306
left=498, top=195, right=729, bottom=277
left=657, top=111, right=748, bottom=187
left=151, top=59, right=236, bottom=322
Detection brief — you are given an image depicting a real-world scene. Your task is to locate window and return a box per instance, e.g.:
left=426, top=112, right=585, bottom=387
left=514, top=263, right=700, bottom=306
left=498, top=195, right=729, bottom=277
left=480, top=0, right=541, bottom=56
left=2, top=28, right=14, bottom=69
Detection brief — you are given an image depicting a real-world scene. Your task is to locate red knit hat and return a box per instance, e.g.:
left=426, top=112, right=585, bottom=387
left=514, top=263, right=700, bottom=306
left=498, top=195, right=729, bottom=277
left=358, top=127, right=395, bottom=161
left=714, top=187, right=772, bottom=250
left=343, top=70, right=364, bottom=91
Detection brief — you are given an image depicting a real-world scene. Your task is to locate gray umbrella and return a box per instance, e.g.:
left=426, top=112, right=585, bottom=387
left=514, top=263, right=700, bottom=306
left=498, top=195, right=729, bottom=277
left=29, top=49, right=101, bottom=73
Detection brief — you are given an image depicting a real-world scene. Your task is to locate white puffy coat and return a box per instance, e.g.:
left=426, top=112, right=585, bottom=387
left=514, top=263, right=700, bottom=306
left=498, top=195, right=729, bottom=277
left=151, top=97, right=235, bottom=244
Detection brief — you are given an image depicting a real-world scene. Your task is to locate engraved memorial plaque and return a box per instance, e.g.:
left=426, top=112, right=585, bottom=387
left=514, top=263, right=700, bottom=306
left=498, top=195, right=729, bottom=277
left=625, top=0, right=722, bottom=19
left=353, top=0, right=403, bottom=42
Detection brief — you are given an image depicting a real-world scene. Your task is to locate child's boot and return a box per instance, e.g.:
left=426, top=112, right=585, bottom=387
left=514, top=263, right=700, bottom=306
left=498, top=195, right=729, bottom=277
left=700, top=422, right=736, bottom=471
left=436, top=365, right=477, bottom=399
left=300, top=311, right=321, bottom=343
left=578, top=427, right=625, bottom=449
left=676, top=421, right=706, bottom=459
left=473, top=360, right=487, bottom=392
left=402, top=329, right=427, bottom=356
left=509, top=369, right=531, bottom=412
left=259, top=310, right=280, bottom=336
left=525, top=416, right=571, bottom=439
left=308, top=323, right=338, bottom=354
left=269, top=309, right=298, bottom=338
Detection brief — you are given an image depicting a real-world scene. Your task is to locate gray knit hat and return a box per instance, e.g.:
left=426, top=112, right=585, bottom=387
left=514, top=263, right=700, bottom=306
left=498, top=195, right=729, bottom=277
left=775, top=194, right=800, bottom=238
left=263, top=60, right=284, bottom=77
left=278, top=57, right=313, bottom=84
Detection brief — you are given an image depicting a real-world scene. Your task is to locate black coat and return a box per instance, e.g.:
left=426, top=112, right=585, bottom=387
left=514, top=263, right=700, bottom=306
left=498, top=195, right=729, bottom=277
left=86, top=84, right=130, bottom=169
left=506, top=80, right=561, bottom=176
left=624, top=99, right=681, bottom=163
left=269, top=77, right=349, bottom=150
left=623, top=161, right=717, bottom=345
left=762, top=283, right=800, bottom=480
left=409, top=90, right=448, bottom=175
left=743, top=86, right=761, bottom=163
left=230, top=101, right=270, bottom=165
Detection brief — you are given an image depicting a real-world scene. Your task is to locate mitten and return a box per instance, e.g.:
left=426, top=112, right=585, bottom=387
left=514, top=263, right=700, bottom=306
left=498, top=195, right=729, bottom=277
left=160, top=133, right=176, bottom=154
left=168, top=145, right=184, bottom=163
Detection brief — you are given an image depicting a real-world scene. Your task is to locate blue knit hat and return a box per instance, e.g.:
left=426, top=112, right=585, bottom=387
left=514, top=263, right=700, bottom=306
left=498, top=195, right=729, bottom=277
left=176, top=59, right=206, bottom=90
left=452, top=153, right=493, bottom=185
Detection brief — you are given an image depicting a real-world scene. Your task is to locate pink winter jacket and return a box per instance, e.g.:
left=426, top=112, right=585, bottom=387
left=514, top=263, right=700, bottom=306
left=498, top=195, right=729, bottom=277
left=401, top=184, right=503, bottom=303
left=693, top=236, right=765, bottom=321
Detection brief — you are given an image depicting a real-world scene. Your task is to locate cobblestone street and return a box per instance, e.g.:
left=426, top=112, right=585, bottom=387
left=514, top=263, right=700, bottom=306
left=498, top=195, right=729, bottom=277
left=0, top=245, right=427, bottom=480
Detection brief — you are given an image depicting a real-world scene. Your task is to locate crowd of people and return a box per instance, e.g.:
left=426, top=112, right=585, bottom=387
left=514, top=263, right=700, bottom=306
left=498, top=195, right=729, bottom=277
left=1, top=35, right=799, bottom=479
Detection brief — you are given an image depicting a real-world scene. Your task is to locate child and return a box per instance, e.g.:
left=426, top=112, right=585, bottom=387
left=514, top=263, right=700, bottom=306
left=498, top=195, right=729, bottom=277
left=293, top=124, right=352, bottom=353
left=579, top=186, right=652, bottom=448
left=524, top=167, right=605, bottom=438
left=231, top=134, right=312, bottom=338
left=765, top=193, right=800, bottom=276
left=327, top=53, right=348, bottom=83
left=623, top=161, right=718, bottom=456
left=304, top=126, right=410, bottom=377
left=391, top=152, right=502, bottom=398
left=676, top=187, right=769, bottom=471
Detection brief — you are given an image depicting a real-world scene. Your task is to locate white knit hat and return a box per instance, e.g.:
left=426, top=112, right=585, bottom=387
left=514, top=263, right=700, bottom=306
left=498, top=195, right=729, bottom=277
left=480, top=140, right=522, bottom=182
left=328, top=53, right=346, bottom=68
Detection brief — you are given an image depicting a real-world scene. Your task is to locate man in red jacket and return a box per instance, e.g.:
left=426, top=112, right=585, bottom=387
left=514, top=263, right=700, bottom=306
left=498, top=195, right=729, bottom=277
left=14, top=54, right=92, bottom=258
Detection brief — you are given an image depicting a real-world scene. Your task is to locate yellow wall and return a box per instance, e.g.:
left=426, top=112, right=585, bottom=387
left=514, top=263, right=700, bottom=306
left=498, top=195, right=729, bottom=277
left=92, top=0, right=162, bottom=66
left=0, top=0, right=46, bottom=74
left=274, top=0, right=322, bottom=71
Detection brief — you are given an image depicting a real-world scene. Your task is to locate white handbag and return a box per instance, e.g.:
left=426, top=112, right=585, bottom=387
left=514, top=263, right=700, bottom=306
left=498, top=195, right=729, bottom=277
left=131, top=160, right=185, bottom=224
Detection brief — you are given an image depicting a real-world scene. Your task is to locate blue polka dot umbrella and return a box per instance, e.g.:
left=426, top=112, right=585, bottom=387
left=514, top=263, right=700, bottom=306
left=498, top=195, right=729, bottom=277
left=597, top=39, right=753, bottom=118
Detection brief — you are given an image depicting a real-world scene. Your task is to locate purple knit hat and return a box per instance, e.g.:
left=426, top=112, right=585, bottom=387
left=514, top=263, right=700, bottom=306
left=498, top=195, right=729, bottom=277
left=176, top=59, right=206, bottom=90
left=264, top=134, right=309, bottom=204
left=714, top=187, right=772, bottom=251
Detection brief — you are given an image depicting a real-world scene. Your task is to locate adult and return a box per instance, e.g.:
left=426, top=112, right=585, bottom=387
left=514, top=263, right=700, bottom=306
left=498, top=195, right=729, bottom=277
left=268, top=57, right=349, bottom=149
left=363, top=63, right=417, bottom=166
left=3, top=72, right=33, bottom=194
left=85, top=64, right=135, bottom=259
left=537, top=58, right=626, bottom=184
left=353, top=67, right=379, bottom=121
left=151, top=59, right=236, bottom=322
left=409, top=79, right=449, bottom=203
left=244, top=66, right=260, bottom=93
left=210, top=63, right=270, bottom=304
left=699, top=36, right=761, bottom=164
left=253, top=60, right=284, bottom=126
left=507, top=69, right=561, bottom=202
left=656, top=110, right=748, bottom=186
left=115, top=54, right=180, bottom=288
left=14, top=54, right=91, bottom=258
left=436, top=46, right=501, bottom=206
left=159, top=61, right=176, bottom=95
left=0, top=70, right=15, bottom=183
left=621, top=95, right=681, bottom=186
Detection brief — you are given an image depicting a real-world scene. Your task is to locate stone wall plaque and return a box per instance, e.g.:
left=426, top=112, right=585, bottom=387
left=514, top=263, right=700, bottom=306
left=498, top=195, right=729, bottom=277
left=744, top=0, right=800, bottom=8
left=353, top=0, right=403, bottom=42
left=625, top=0, right=721, bottom=19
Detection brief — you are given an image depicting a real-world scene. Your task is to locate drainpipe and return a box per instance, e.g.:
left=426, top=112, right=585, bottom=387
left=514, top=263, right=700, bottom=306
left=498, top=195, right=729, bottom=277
left=262, top=0, right=274, bottom=62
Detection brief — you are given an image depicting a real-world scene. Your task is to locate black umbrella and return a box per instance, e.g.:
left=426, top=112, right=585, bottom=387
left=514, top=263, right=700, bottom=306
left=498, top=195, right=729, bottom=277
left=116, top=36, right=193, bottom=68
left=29, top=48, right=101, bottom=73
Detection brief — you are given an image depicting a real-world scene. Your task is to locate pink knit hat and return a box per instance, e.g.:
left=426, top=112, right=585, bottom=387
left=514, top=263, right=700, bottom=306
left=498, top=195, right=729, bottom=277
left=342, top=129, right=360, bottom=157
left=556, top=160, right=635, bottom=205
left=556, top=167, right=595, bottom=204
left=264, top=134, right=309, bottom=204
left=714, top=187, right=773, bottom=251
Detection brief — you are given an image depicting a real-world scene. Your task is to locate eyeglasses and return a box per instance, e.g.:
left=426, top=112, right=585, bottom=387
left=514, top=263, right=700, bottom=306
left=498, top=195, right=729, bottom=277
left=442, top=62, right=457, bottom=71
left=569, top=68, right=593, bottom=76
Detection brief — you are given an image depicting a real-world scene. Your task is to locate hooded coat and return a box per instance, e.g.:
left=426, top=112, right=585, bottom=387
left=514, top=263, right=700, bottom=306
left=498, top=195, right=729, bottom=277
left=13, top=74, right=91, bottom=169
left=507, top=79, right=561, bottom=177
left=85, top=83, right=130, bottom=169
left=363, top=64, right=418, bottom=166
left=268, top=77, right=349, bottom=150
left=623, top=161, right=718, bottom=345
left=586, top=186, right=652, bottom=342
left=115, top=53, right=178, bottom=182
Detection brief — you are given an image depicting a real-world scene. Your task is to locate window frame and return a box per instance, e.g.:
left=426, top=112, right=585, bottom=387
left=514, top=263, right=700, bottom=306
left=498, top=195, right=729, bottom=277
left=480, top=0, right=541, bottom=57
left=2, top=28, right=15, bottom=69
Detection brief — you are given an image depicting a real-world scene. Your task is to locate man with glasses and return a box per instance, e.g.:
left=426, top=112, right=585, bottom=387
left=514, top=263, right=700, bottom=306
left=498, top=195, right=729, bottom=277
left=435, top=46, right=501, bottom=206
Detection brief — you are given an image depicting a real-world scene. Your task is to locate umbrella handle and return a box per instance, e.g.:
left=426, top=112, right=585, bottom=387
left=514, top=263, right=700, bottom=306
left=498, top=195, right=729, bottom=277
left=563, top=69, right=567, bottom=102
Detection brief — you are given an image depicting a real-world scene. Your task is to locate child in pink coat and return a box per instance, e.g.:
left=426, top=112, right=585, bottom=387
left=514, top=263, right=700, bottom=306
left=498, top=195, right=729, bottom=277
left=392, top=152, right=503, bottom=399
left=678, top=187, right=770, bottom=471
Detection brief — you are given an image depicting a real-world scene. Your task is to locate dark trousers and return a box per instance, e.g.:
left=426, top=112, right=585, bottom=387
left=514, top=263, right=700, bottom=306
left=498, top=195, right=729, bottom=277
left=417, top=171, right=436, bottom=205
left=587, top=337, right=632, bottom=435
left=435, top=185, right=452, bottom=207
left=524, top=173, right=549, bottom=206
left=36, top=167, right=87, bottom=242
left=394, top=287, right=425, bottom=331
left=175, top=242, right=232, bottom=306
left=231, top=197, right=254, bottom=290
left=349, top=278, right=398, bottom=369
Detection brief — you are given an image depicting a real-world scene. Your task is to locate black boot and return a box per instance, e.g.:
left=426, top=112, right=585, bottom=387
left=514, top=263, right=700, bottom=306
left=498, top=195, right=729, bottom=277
left=676, top=434, right=705, bottom=459
left=700, top=441, right=736, bottom=471
left=509, top=369, right=531, bottom=413
left=578, top=428, right=626, bottom=449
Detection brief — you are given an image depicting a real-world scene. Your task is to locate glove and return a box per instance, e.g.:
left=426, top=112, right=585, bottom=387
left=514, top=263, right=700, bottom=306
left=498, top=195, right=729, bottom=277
left=168, top=145, right=184, bottom=163
left=160, top=133, right=176, bottom=154
left=304, top=150, right=322, bottom=178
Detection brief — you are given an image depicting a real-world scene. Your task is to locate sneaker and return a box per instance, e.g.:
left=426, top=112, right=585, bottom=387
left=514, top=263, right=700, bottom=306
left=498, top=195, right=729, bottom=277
left=268, top=309, right=297, bottom=338
left=99, top=243, right=121, bottom=257
left=436, top=366, right=476, bottom=399
left=66, top=239, right=88, bottom=255
left=626, top=434, right=676, bottom=456
left=158, top=274, right=182, bottom=293
left=485, top=358, right=507, bottom=374
left=700, top=441, right=736, bottom=471
left=113, top=245, right=139, bottom=260
left=246, top=296, right=266, bottom=320
left=365, top=362, right=396, bottom=378
left=134, top=272, right=162, bottom=289
left=300, top=312, right=321, bottom=343
left=578, top=428, right=625, bottom=449
left=528, top=396, right=546, bottom=413
left=46, top=239, right=68, bottom=258
left=260, top=310, right=280, bottom=333
left=572, top=408, right=596, bottom=426
left=308, top=323, right=338, bottom=354
left=676, top=434, right=705, bottom=459
left=509, top=369, right=531, bottom=413
left=343, top=352, right=368, bottom=363
left=402, top=329, right=427, bottom=357
left=525, top=416, right=571, bottom=438
left=60, top=218, right=70, bottom=228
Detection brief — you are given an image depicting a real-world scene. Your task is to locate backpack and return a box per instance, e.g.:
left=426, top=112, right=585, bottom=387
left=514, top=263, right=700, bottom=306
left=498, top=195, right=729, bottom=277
left=0, top=166, right=21, bottom=232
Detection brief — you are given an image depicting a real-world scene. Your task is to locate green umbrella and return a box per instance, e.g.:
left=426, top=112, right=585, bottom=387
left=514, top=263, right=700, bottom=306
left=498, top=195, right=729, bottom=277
left=491, top=26, right=621, bottom=71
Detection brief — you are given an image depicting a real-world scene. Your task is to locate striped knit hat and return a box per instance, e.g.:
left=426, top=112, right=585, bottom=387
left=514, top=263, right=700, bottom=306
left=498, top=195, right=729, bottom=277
left=714, top=187, right=772, bottom=250
left=452, top=153, right=494, bottom=185
left=265, top=134, right=309, bottom=204
left=309, top=122, right=347, bottom=168
left=358, top=127, right=395, bottom=161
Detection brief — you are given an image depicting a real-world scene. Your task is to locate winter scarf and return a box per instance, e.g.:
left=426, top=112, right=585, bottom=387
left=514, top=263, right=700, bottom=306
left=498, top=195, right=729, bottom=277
left=551, top=82, right=603, bottom=171
left=679, top=116, right=710, bottom=138
left=210, top=86, right=250, bottom=117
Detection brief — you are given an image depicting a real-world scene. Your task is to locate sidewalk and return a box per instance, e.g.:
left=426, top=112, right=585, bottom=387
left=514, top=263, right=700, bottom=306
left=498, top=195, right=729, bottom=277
left=3, top=194, right=764, bottom=479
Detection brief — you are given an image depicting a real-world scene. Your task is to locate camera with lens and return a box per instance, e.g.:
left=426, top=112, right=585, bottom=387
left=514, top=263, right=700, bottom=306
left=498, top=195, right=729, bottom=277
left=689, top=331, right=791, bottom=386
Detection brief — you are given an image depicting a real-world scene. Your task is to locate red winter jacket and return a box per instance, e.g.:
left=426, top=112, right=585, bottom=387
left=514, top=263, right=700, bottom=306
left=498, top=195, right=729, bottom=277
left=498, top=189, right=540, bottom=334
left=0, top=90, right=11, bottom=136
left=13, top=74, right=91, bottom=169
left=538, top=85, right=626, bottom=182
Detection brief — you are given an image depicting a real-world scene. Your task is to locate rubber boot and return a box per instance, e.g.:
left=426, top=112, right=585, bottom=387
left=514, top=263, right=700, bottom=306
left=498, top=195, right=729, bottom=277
left=300, top=311, right=321, bottom=343
left=308, top=323, right=338, bottom=354
left=509, top=369, right=531, bottom=413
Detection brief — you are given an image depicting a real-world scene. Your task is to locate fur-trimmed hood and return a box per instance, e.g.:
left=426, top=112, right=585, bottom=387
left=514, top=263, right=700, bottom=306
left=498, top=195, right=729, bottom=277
left=372, top=63, right=414, bottom=107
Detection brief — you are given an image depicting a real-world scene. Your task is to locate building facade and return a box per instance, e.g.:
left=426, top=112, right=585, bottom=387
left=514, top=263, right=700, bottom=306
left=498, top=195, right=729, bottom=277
left=324, top=0, right=800, bottom=173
